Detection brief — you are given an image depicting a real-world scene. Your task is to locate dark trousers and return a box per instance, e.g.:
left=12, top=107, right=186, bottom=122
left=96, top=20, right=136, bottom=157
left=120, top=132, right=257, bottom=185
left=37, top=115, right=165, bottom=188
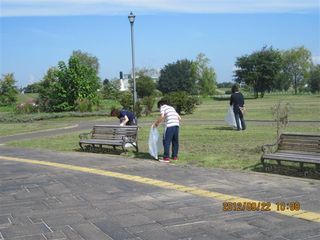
left=163, top=126, right=179, bottom=158
left=234, top=111, right=246, bottom=130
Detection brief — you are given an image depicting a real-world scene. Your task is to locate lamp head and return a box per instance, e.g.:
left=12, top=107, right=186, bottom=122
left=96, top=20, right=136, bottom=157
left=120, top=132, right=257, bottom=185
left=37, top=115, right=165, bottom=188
left=128, top=12, right=135, bottom=23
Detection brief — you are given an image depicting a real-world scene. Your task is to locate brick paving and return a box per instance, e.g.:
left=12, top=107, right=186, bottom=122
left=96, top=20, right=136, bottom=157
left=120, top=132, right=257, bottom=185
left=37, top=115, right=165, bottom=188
left=0, top=146, right=319, bottom=240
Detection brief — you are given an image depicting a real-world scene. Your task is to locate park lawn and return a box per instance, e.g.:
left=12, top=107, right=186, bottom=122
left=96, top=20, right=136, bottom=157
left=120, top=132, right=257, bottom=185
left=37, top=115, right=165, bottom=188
left=6, top=120, right=319, bottom=170
left=191, top=94, right=320, bottom=121
left=0, top=116, right=108, bottom=137
left=4, top=93, right=320, bottom=170
left=0, top=122, right=71, bottom=137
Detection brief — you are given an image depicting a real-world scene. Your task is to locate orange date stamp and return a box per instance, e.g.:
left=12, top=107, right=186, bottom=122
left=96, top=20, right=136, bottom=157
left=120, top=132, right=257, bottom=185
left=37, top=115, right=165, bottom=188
left=222, top=201, right=301, bottom=211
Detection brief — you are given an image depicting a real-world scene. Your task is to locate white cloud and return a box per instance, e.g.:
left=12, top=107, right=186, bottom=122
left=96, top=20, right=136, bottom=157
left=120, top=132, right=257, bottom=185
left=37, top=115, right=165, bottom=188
left=1, top=0, right=319, bottom=17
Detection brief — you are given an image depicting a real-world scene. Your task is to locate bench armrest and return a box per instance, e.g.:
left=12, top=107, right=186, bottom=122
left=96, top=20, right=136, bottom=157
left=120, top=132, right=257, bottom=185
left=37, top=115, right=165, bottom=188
left=261, top=138, right=281, bottom=154
left=79, top=132, right=91, bottom=139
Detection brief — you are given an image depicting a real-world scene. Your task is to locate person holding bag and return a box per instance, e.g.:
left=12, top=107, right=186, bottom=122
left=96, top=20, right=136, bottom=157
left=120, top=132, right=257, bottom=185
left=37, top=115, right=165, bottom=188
left=230, top=85, right=246, bottom=131
left=153, top=99, right=181, bottom=163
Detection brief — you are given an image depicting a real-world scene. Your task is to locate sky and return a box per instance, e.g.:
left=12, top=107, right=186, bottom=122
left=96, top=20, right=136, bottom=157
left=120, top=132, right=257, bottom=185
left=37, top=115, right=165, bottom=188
left=0, top=0, right=319, bottom=87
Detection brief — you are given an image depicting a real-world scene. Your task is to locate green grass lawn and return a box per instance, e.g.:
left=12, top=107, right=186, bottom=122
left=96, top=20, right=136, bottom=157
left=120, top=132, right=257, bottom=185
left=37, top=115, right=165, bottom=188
left=5, top=93, right=320, bottom=173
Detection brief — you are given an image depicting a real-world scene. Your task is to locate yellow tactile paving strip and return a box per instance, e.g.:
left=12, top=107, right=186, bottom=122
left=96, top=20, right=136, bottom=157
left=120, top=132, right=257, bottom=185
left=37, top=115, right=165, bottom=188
left=0, top=155, right=319, bottom=223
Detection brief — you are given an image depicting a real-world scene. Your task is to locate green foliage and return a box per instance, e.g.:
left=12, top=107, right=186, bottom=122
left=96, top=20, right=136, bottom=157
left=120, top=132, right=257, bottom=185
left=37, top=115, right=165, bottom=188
left=0, top=73, right=19, bottom=106
left=23, top=82, right=42, bottom=93
left=38, top=53, right=101, bottom=112
left=133, top=100, right=143, bottom=118
left=158, top=59, right=197, bottom=94
left=281, top=46, right=312, bottom=94
left=136, top=73, right=156, bottom=98
left=0, top=111, right=108, bottom=123
left=162, top=91, right=197, bottom=114
left=308, top=65, right=320, bottom=94
left=142, top=96, right=156, bottom=116
left=15, top=99, right=39, bottom=114
left=234, top=46, right=282, bottom=98
left=119, top=91, right=133, bottom=111
left=217, top=82, right=234, bottom=88
left=101, top=79, right=121, bottom=100
left=75, top=99, right=93, bottom=112
left=72, top=50, right=99, bottom=73
left=195, top=53, right=217, bottom=96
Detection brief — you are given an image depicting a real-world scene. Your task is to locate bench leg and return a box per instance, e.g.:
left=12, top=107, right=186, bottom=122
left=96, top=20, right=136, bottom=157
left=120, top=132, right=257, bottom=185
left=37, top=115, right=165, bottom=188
left=261, top=158, right=266, bottom=171
left=79, top=143, right=84, bottom=151
left=276, top=160, right=281, bottom=166
left=299, top=162, right=304, bottom=169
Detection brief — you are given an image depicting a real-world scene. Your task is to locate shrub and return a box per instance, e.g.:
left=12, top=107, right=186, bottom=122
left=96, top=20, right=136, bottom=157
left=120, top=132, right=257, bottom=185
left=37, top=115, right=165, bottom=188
left=133, top=100, right=143, bottom=118
left=162, top=91, right=197, bottom=114
left=142, top=96, right=156, bottom=116
left=15, top=99, right=39, bottom=114
left=119, top=91, right=133, bottom=111
left=76, top=99, right=93, bottom=112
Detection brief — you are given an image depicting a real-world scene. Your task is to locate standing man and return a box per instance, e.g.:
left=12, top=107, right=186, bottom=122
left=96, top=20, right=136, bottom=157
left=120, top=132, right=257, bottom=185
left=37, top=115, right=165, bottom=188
left=230, top=85, right=246, bottom=131
left=153, top=100, right=181, bottom=163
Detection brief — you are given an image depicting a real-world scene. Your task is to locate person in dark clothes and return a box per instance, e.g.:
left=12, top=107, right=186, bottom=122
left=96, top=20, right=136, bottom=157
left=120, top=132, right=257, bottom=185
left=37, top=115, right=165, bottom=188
left=230, top=85, right=246, bottom=131
left=110, top=109, right=137, bottom=126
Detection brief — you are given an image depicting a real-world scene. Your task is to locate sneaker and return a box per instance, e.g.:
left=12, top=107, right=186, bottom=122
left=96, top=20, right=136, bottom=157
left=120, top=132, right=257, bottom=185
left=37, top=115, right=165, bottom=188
left=159, top=157, right=170, bottom=163
left=172, top=157, right=178, bottom=161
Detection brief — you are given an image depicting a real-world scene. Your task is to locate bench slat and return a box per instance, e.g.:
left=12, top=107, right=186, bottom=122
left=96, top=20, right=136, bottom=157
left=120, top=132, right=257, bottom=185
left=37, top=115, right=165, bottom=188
left=79, top=125, right=139, bottom=152
left=261, top=132, right=320, bottom=169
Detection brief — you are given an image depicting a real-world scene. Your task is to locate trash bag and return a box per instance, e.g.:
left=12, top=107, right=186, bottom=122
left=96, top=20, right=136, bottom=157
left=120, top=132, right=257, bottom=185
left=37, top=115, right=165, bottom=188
left=224, top=106, right=241, bottom=128
left=148, top=126, right=162, bottom=159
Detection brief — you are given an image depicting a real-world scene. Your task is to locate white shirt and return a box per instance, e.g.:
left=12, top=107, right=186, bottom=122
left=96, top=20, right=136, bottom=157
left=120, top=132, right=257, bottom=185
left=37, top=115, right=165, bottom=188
left=160, top=104, right=180, bottom=127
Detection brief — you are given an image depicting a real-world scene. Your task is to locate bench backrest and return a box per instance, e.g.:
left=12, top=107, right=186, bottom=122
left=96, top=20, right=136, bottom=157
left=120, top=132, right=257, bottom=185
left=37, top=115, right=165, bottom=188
left=278, top=133, right=320, bottom=153
left=91, top=125, right=138, bottom=140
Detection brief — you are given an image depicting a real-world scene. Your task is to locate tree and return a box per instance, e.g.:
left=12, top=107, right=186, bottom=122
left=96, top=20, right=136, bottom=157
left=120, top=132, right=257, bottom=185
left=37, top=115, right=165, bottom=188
left=281, top=47, right=312, bottom=94
left=158, top=59, right=197, bottom=94
left=23, top=82, right=42, bottom=93
left=136, top=72, right=156, bottom=98
left=308, top=64, right=320, bottom=94
left=194, top=53, right=217, bottom=96
left=0, top=73, right=19, bottom=106
left=101, top=78, right=121, bottom=100
left=234, top=46, right=282, bottom=98
left=72, top=50, right=99, bottom=73
left=38, top=53, right=101, bottom=112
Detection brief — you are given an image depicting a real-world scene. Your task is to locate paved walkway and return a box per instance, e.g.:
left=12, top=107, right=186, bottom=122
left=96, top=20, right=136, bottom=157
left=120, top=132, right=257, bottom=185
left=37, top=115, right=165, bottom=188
left=0, top=121, right=319, bottom=239
left=0, top=145, right=319, bottom=240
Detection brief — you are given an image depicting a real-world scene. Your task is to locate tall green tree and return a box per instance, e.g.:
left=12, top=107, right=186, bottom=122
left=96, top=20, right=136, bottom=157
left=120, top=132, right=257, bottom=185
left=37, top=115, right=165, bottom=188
left=72, top=50, right=99, bottom=73
left=308, top=64, right=320, bottom=94
left=281, top=46, right=312, bottom=94
left=0, top=73, right=19, bottom=106
left=158, top=59, right=197, bottom=94
left=38, top=53, right=101, bottom=112
left=136, top=71, right=156, bottom=98
left=195, top=53, right=217, bottom=96
left=234, top=46, right=282, bottom=98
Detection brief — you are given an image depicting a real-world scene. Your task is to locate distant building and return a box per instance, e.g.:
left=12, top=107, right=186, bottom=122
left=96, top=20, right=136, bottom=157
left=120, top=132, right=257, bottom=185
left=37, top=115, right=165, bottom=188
left=119, top=70, right=159, bottom=91
left=119, top=73, right=131, bottom=91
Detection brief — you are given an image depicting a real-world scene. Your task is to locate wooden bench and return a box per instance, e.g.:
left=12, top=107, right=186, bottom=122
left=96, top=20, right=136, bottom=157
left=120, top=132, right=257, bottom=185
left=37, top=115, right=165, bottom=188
left=79, top=125, right=139, bottom=153
left=261, top=132, right=320, bottom=171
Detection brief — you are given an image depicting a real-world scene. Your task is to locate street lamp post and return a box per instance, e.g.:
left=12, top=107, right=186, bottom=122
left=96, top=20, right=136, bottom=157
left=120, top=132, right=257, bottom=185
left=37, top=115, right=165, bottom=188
left=128, top=12, right=137, bottom=108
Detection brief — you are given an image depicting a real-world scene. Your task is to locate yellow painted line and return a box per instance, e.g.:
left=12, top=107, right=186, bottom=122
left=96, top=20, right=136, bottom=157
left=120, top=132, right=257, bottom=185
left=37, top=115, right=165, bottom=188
left=0, top=155, right=319, bottom=223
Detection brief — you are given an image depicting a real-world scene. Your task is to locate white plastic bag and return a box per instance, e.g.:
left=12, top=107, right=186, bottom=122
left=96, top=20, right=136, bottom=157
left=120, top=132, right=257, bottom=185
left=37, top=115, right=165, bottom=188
left=148, top=126, right=162, bottom=159
left=224, top=106, right=241, bottom=128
